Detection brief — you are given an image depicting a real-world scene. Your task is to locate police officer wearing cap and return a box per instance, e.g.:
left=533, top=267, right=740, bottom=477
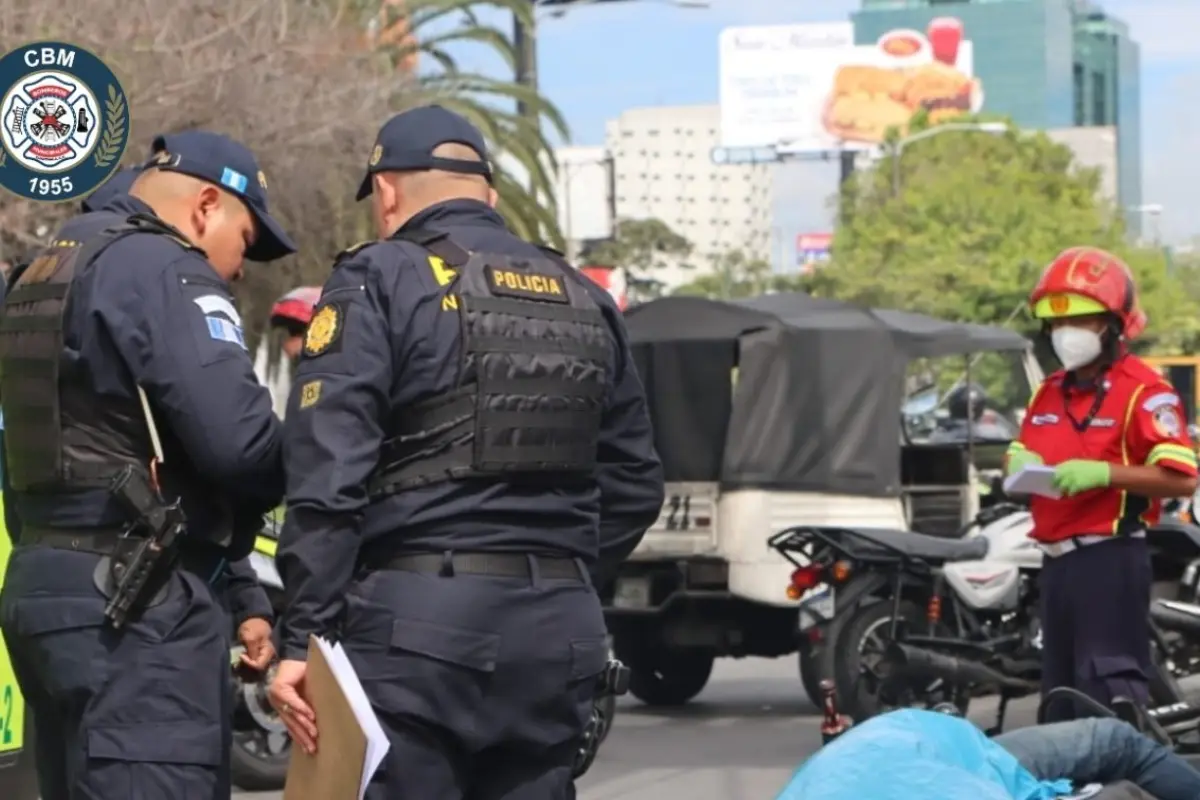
left=268, top=105, right=664, bottom=797
left=1008, top=247, right=1198, bottom=721
left=88, top=160, right=282, bottom=669
left=7, top=154, right=279, bottom=687
left=0, top=130, right=296, bottom=799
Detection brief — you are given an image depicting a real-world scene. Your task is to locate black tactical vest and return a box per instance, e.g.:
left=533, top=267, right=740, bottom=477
left=366, top=230, right=613, bottom=496
left=0, top=214, right=189, bottom=492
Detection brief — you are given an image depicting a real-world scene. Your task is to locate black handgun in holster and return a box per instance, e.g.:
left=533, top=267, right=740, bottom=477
left=573, top=658, right=631, bottom=778
left=103, top=464, right=186, bottom=629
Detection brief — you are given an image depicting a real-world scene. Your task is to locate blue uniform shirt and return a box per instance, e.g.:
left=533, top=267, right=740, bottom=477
left=277, top=199, right=664, bottom=659
left=3, top=194, right=284, bottom=558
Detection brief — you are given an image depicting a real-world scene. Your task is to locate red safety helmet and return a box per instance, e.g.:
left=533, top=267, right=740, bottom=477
left=1028, top=247, right=1146, bottom=339
left=269, top=286, right=322, bottom=329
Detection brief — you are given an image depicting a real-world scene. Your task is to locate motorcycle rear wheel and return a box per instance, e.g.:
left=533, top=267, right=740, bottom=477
left=835, top=600, right=970, bottom=723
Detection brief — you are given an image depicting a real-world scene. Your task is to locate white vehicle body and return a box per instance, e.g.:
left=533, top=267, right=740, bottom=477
left=621, top=484, right=919, bottom=609
left=941, top=510, right=1040, bottom=610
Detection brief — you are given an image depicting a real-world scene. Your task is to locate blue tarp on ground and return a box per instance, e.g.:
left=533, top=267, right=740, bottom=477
left=777, top=709, right=1074, bottom=800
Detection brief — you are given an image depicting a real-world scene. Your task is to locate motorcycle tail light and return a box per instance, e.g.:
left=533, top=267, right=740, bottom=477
left=787, top=565, right=824, bottom=599
left=927, top=594, right=942, bottom=624
left=830, top=560, right=852, bottom=583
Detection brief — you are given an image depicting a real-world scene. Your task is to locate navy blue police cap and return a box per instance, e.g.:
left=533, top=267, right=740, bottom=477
left=355, top=105, right=493, bottom=201
left=145, top=131, right=297, bottom=263
left=81, top=166, right=142, bottom=213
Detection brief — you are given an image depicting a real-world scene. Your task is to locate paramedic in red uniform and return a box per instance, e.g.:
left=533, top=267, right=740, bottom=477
left=1007, top=247, right=1198, bottom=721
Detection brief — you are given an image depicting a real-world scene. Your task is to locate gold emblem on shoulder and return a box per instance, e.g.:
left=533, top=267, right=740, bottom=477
left=304, top=304, right=340, bottom=357
left=369, top=144, right=383, bottom=166
left=298, top=380, right=322, bottom=409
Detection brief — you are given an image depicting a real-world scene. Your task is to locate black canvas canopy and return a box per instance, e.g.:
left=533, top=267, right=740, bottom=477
left=625, top=294, right=1029, bottom=496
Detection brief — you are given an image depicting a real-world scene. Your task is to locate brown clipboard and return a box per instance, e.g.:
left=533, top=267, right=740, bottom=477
left=282, top=635, right=368, bottom=800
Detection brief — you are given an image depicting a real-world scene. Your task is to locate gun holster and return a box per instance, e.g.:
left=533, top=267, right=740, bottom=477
left=91, top=543, right=170, bottom=610
left=572, top=658, right=630, bottom=779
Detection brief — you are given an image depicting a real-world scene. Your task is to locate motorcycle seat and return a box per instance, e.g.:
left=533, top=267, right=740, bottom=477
left=826, top=527, right=990, bottom=563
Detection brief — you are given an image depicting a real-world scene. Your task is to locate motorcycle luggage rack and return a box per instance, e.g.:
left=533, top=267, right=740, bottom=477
left=768, top=525, right=933, bottom=571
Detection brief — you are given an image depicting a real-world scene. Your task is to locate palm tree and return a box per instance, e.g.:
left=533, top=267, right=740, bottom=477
left=347, top=0, right=571, bottom=248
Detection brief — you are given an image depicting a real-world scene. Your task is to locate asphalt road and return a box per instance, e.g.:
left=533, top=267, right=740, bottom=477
left=234, top=656, right=1045, bottom=800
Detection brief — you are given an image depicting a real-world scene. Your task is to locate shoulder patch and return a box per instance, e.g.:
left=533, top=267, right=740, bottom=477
left=1152, top=404, right=1183, bottom=438
left=303, top=303, right=342, bottom=357
left=485, top=265, right=569, bottom=304
left=335, top=241, right=375, bottom=262
left=1143, top=391, right=1180, bottom=412
left=192, top=292, right=246, bottom=350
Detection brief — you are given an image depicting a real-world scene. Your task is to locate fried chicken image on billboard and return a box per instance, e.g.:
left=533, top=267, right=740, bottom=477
left=823, top=60, right=980, bottom=144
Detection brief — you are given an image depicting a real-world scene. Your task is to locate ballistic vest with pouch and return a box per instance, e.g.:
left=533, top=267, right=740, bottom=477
left=0, top=214, right=194, bottom=493
left=367, top=229, right=613, bottom=496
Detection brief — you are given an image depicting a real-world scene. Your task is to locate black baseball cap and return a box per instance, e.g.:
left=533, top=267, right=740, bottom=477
left=355, top=105, right=492, bottom=201
left=145, top=131, right=297, bottom=262
left=81, top=166, right=142, bottom=212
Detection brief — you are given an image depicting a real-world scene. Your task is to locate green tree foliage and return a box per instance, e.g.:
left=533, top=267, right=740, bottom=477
left=810, top=119, right=1200, bottom=355
left=806, top=118, right=1200, bottom=407
left=371, top=0, right=571, bottom=248
left=581, top=218, right=694, bottom=301
left=673, top=249, right=806, bottom=299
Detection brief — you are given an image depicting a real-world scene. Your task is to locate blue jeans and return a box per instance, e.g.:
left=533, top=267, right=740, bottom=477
left=997, top=718, right=1200, bottom=800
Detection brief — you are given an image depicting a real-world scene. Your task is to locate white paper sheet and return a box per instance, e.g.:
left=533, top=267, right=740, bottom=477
left=313, top=636, right=390, bottom=799
left=1002, top=465, right=1061, bottom=499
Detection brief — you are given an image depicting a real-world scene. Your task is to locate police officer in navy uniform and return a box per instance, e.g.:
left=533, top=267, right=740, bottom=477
left=268, top=105, right=664, bottom=798
left=0, top=130, right=295, bottom=799
left=84, top=158, right=280, bottom=666
left=10, top=157, right=278, bottom=672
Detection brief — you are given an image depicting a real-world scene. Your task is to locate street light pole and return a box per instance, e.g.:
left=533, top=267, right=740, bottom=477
left=513, top=11, right=538, bottom=123
left=890, top=121, right=1008, bottom=195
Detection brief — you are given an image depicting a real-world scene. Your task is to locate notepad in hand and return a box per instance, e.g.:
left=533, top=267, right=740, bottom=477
left=283, top=635, right=390, bottom=800
left=1002, top=465, right=1061, bottom=499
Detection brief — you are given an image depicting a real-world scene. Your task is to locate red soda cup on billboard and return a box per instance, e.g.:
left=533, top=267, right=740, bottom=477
left=928, top=17, right=963, bottom=66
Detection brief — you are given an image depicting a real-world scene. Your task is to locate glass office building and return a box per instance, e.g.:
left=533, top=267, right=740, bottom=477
left=852, top=0, right=1141, bottom=226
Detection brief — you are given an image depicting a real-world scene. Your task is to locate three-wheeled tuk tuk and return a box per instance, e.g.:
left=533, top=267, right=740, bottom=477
left=603, top=293, right=1039, bottom=706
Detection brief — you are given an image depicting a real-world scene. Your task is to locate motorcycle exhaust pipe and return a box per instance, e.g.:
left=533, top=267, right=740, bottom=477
left=1150, top=601, right=1200, bottom=636
left=880, top=642, right=1034, bottom=691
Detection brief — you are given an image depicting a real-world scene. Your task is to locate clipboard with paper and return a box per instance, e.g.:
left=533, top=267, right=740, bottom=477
left=283, top=635, right=390, bottom=800
left=1002, top=465, right=1061, bottom=499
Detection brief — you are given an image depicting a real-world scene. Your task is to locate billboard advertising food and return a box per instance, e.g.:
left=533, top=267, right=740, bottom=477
left=719, top=18, right=981, bottom=153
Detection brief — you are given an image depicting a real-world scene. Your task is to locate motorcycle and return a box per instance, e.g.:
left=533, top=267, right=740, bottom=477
left=772, top=507, right=1043, bottom=725
left=790, top=503, right=1037, bottom=713
left=229, top=519, right=290, bottom=792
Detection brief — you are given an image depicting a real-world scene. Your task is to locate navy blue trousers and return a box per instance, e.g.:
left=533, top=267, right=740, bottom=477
left=0, top=546, right=231, bottom=800
left=1039, top=536, right=1153, bottom=722
left=342, top=564, right=608, bottom=800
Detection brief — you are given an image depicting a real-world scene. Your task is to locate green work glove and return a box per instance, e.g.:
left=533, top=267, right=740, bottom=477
left=1052, top=459, right=1111, bottom=496
left=1006, top=447, right=1043, bottom=476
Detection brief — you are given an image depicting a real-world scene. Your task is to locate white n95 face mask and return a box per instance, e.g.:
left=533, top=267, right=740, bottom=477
left=1051, top=325, right=1103, bottom=371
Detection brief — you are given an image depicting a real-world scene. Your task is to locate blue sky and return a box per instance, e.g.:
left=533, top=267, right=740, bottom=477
left=455, top=0, right=1200, bottom=253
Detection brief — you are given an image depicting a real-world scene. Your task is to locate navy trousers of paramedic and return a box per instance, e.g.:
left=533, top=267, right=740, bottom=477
left=0, top=546, right=232, bottom=800
left=1039, top=536, right=1154, bottom=722
left=342, top=560, right=609, bottom=800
